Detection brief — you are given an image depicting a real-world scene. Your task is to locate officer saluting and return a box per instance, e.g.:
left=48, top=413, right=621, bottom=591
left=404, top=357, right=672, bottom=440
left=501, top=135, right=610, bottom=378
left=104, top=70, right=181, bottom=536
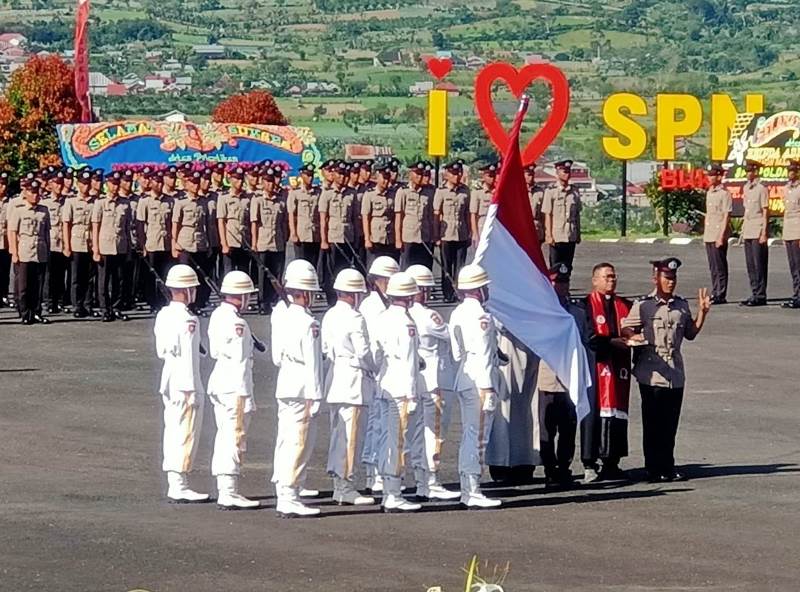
left=703, top=163, right=732, bottom=305
left=782, top=160, right=800, bottom=309
left=542, top=159, right=581, bottom=268
left=622, top=258, right=711, bottom=482
left=740, top=161, right=770, bottom=307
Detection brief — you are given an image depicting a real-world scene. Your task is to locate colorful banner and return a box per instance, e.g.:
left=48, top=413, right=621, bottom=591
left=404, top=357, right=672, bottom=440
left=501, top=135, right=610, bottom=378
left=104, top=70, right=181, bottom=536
left=73, top=0, right=92, bottom=123
left=57, top=121, right=322, bottom=179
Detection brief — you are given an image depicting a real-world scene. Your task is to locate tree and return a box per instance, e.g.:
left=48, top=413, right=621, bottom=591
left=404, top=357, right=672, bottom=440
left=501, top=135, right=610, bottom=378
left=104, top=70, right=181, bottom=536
left=0, top=55, right=81, bottom=176
left=211, top=90, right=288, bottom=125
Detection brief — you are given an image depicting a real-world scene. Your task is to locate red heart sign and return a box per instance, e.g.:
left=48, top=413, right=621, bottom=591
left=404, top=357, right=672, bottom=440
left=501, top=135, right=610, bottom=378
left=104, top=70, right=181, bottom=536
left=425, top=57, right=453, bottom=81
left=474, top=62, right=570, bottom=165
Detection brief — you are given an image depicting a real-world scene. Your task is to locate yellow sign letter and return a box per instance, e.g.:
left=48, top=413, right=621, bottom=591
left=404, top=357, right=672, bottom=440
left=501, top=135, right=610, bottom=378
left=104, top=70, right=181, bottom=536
left=655, top=94, right=703, bottom=160
left=601, top=93, right=648, bottom=160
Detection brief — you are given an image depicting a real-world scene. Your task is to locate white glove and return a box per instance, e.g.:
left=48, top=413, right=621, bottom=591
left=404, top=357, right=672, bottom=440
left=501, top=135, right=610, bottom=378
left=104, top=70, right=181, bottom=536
left=309, top=400, right=321, bottom=416
left=481, top=389, right=498, bottom=412
left=406, top=398, right=418, bottom=415
left=431, top=391, right=443, bottom=410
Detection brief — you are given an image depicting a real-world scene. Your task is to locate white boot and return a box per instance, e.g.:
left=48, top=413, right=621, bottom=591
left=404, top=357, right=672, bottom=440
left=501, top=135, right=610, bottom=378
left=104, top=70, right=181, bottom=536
left=333, top=478, right=374, bottom=506
left=216, top=475, right=260, bottom=510
left=427, top=472, right=460, bottom=500
left=369, top=473, right=384, bottom=494
left=299, top=488, right=320, bottom=498
left=167, top=471, right=209, bottom=503
left=275, top=486, right=320, bottom=517
left=381, top=477, right=420, bottom=513
left=460, top=473, right=501, bottom=509
left=413, top=469, right=429, bottom=499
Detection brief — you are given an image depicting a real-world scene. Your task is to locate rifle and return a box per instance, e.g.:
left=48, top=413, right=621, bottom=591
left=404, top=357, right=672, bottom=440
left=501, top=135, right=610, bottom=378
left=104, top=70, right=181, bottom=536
left=341, top=237, right=389, bottom=307
left=239, top=235, right=290, bottom=306
left=421, top=241, right=462, bottom=302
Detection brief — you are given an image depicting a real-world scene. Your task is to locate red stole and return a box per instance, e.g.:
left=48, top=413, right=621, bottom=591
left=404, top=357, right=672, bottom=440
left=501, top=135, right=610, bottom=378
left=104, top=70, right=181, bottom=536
left=587, top=291, right=632, bottom=418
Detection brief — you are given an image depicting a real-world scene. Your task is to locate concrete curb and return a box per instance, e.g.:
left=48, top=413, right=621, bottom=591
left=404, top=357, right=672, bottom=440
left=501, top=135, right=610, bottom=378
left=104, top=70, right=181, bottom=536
left=584, top=238, right=786, bottom=247
left=669, top=237, right=695, bottom=245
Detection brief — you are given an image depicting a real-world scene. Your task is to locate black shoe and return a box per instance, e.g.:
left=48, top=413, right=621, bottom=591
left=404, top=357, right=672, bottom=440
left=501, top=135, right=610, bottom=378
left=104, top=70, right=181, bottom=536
left=47, top=305, right=59, bottom=314
left=102, top=313, right=115, bottom=322
left=781, top=299, right=800, bottom=309
left=488, top=465, right=511, bottom=483
left=90, top=309, right=102, bottom=318
left=741, top=298, right=767, bottom=307
left=33, top=314, right=50, bottom=325
left=664, top=471, right=688, bottom=482
left=710, top=295, right=727, bottom=305
left=113, top=310, right=130, bottom=321
left=73, top=308, right=89, bottom=319
left=599, top=465, right=627, bottom=481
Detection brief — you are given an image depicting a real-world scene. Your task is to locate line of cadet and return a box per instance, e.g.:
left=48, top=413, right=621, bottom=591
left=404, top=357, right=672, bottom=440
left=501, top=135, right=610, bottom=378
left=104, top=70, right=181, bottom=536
left=0, top=157, right=585, bottom=324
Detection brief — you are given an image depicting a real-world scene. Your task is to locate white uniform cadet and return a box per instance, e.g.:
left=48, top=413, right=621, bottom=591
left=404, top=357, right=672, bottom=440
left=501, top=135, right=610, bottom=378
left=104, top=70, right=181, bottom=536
left=153, top=264, right=208, bottom=503
left=322, top=269, right=377, bottom=505
left=449, top=263, right=502, bottom=508
left=406, top=265, right=460, bottom=501
left=271, top=263, right=324, bottom=517
left=358, top=255, right=400, bottom=493
left=374, top=271, right=422, bottom=512
left=207, top=271, right=261, bottom=510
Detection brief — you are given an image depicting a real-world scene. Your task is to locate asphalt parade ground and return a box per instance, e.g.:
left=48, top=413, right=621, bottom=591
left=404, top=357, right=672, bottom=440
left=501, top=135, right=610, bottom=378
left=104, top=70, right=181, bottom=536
left=1, top=242, right=798, bottom=592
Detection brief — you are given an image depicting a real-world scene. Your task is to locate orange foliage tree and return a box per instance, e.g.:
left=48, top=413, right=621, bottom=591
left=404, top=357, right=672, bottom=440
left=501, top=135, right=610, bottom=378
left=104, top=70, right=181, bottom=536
left=211, top=90, right=288, bottom=125
left=0, top=55, right=82, bottom=177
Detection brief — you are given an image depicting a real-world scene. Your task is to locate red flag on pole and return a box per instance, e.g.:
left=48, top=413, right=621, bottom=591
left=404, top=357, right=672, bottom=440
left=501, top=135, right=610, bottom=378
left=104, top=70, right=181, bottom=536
left=74, top=0, right=92, bottom=123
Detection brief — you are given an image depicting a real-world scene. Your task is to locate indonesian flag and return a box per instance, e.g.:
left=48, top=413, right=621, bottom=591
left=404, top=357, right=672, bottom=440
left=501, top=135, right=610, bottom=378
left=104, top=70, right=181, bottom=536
left=74, top=0, right=92, bottom=123
left=474, top=98, right=592, bottom=420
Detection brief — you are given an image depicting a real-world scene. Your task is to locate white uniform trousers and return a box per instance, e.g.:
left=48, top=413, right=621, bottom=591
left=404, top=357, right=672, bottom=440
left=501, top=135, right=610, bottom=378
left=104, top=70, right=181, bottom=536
left=326, top=403, right=368, bottom=481
left=162, top=392, right=204, bottom=474
left=377, top=398, right=416, bottom=480
left=408, top=389, right=456, bottom=474
left=272, top=399, right=319, bottom=490
left=360, top=396, right=385, bottom=469
left=457, top=388, right=495, bottom=476
left=210, top=395, right=252, bottom=477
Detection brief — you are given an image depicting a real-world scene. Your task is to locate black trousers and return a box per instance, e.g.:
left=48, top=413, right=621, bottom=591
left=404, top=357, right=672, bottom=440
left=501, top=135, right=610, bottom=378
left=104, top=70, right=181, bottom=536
left=549, top=242, right=576, bottom=268
left=16, top=261, right=46, bottom=321
left=98, top=253, right=128, bottom=314
left=704, top=241, right=729, bottom=300
left=367, top=243, right=400, bottom=267
left=441, top=240, right=469, bottom=301
left=209, top=247, right=222, bottom=284
left=46, top=252, right=69, bottom=309
left=640, top=384, right=684, bottom=477
left=296, top=242, right=321, bottom=269
left=744, top=239, right=769, bottom=300
left=323, top=242, right=358, bottom=305
left=539, top=391, right=577, bottom=475
left=579, top=385, right=599, bottom=468
left=786, top=240, right=800, bottom=300
left=223, top=247, right=250, bottom=274
left=257, top=250, right=286, bottom=314
left=0, top=249, right=11, bottom=302
left=71, top=252, right=95, bottom=313
left=121, top=251, right=142, bottom=310
left=354, top=235, right=367, bottom=270
left=178, top=250, right=214, bottom=309
left=145, top=251, right=171, bottom=310
left=401, top=242, right=434, bottom=270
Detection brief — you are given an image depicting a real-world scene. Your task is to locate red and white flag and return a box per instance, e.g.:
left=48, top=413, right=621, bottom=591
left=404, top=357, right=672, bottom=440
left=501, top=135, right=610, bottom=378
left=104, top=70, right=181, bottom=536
left=74, top=0, right=92, bottom=123
left=474, top=98, right=591, bottom=419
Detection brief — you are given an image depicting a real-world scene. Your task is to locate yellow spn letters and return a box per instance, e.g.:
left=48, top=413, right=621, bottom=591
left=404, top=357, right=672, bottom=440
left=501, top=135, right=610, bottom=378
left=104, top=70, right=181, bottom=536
left=602, top=93, right=765, bottom=161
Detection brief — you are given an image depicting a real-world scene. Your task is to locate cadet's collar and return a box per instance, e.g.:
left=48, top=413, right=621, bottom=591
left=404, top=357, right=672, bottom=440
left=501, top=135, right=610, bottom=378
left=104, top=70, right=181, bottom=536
left=653, top=291, right=676, bottom=304
left=168, top=300, right=188, bottom=311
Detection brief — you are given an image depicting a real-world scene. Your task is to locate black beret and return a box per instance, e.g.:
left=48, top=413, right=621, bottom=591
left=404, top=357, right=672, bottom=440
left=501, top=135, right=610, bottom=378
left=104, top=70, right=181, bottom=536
left=650, top=257, right=682, bottom=272
left=299, top=163, right=316, bottom=175
left=554, top=159, right=573, bottom=170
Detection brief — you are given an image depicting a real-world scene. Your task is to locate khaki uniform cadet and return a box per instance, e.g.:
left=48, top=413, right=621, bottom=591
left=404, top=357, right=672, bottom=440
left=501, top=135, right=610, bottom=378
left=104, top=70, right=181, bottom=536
left=449, top=264, right=502, bottom=508
left=373, top=272, right=423, bottom=513
left=287, top=163, right=322, bottom=268
left=207, top=271, right=262, bottom=510
left=543, top=159, right=581, bottom=269
left=172, top=171, right=214, bottom=312
left=8, top=180, right=50, bottom=324
left=348, top=161, right=369, bottom=265
left=782, top=160, right=800, bottom=309
left=396, top=161, right=437, bottom=269
left=251, top=166, right=289, bottom=315
left=524, top=162, right=546, bottom=243
left=621, top=257, right=710, bottom=482
left=740, top=161, right=770, bottom=306
left=536, top=263, right=587, bottom=487
left=271, top=264, right=324, bottom=518
left=434, top=160, right=471, bottom=303
left=703, top=164, right=733, bottom=305
left=199, top=167, right=222, bottom=283
left=216, top=166, right=251, bottom=274
left=469, top=161, right=499, bottom=243
left=319, top=161, right=359, bottom=304
left=41, top=171, right=69, bottom=313
left=359, top=256, right=399, bottom=493
left=362, top=161, right=399, bottom=263
left=406, top=265, right=460, bottom=501
left=63, top=170, right=99, bottom=318
left=162, top=166, right=184, bottom=202
left=153, top=265, right=209, bottom=503
left=136, top=171, right=174, bottom=312
left=119, top=169, right=142, bottom=310
left=0, top=172, right=12, bottom=307
left=322, top=269, right=378, bottom=506
left=91, top=172, right=132, bottom=322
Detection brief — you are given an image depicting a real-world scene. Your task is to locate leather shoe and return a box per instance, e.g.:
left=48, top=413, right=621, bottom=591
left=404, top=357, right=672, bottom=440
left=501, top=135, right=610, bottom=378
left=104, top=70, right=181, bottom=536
left=665, top=471, right=688, bottom=482
left=710, top=295, right=727, bottom=305
left=113, top=310, right=130, bottom=321
left=91, top=309, right=102, bottom=318
left=102, top=313, right=115, bottom=322
left=781, top=299, right=800, bottom=309
left=73, top=308, right=89, bottom=319
left=33, top=314, right=50, bottom=324
left=740, top=298, right=767, bottom=307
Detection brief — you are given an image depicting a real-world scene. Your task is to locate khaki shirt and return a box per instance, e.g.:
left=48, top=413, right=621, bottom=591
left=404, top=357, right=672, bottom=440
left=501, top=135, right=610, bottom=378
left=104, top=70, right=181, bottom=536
left=9, top=202, right=50, bottom=263
left=433, top=184, right=470, bottom=242
left=0, top=198, right=9, bottom=250
left=63, top=196, right=95, bottom=253
left=469, top=185, right=493, bottom=236
left=741, top=180, right=769, bottom=240
left=136, top=194, right=174, bottom=253
left=703, top=185, right=733, bottom=243
left=204, top=190, right=220, bottom=248
left=287, top=186, right=321, bottom=243
left=537, top=300, right=587, bottom=392
left=173, top=196, right=211, bottom=253
left=622, top=294, right=694, bottom=389
left=124, top=193, right=142, bottom=249
left=251, top=191, right=288, bottom=252
left=396, top=185, right=436, bottom=243
left=529, top=185, right=546, bottom=242
left=361, top=187, right=397, bottom=245
left=319, top=186, right=357, bottom=244
left=216, top=191, right=251, bottom=248
left=783, top=181, right=800, bottom=241
left=542, top=183, right=581, bottom=243
left=41, top=196, right=66, bottom=253
left=92, top=197, right=131, bottom=255
left=352, top=184, right=368, bottom=239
